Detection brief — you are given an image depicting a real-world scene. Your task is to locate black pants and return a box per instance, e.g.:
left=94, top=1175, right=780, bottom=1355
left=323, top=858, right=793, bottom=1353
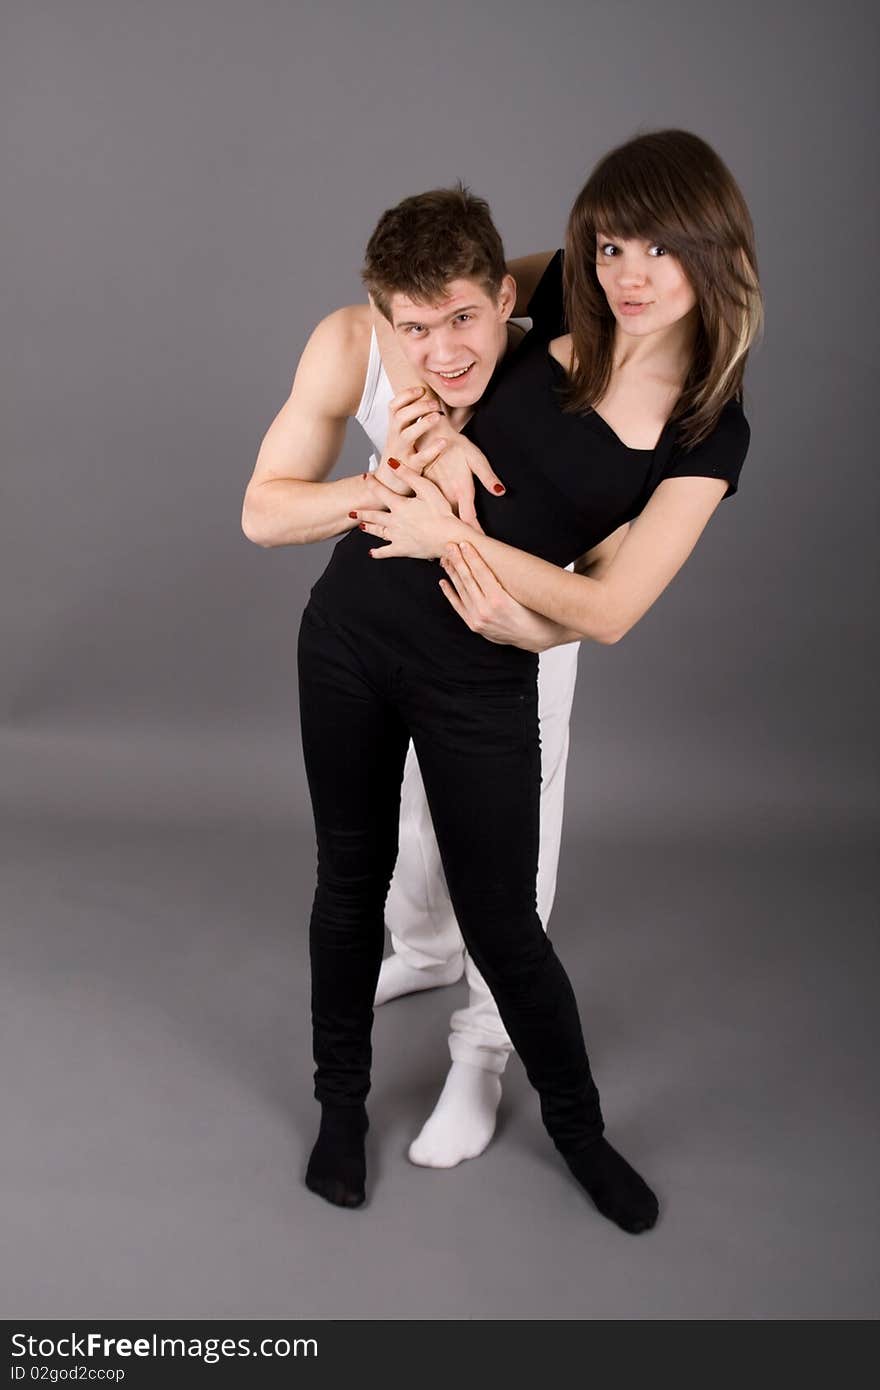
left=296, top=601, right=604, bottom=1157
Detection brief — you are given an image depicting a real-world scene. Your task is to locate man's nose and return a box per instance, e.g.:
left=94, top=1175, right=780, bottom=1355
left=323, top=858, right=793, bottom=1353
left=431, top=328, right=463, bottom=362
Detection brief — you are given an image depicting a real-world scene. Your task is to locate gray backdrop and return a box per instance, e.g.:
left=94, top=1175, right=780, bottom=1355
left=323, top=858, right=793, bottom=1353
left=2, top=0, right=878, bottom=1319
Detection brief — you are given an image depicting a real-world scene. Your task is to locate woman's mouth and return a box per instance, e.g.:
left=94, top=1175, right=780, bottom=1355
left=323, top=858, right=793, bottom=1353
left=618, top=301, right=651, bottom=316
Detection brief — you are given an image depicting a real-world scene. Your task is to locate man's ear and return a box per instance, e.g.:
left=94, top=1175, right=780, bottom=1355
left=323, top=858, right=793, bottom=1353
left=497, top=273, right=517, bottom=321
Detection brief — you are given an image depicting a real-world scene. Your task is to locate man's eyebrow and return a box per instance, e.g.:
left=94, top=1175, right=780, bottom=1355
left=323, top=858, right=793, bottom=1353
left=396, top=304, right=481, bottom=328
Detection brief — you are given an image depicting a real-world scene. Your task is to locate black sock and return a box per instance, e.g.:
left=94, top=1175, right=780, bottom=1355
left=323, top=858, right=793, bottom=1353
left=563, top=1137, right=659, bottom=1234
left=305, top=1104, right=369, bottom=1209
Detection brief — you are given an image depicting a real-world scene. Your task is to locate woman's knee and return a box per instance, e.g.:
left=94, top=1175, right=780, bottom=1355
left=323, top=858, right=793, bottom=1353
left=461, top=914, right=554, bottom=990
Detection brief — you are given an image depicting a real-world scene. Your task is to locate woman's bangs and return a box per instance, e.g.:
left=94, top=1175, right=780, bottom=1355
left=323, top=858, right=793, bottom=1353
left=585, top=146, right=706, bottom=251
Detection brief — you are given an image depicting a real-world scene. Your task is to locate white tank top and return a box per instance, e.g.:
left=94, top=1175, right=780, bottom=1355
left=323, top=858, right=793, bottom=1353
left=354, top=327, right=393, bottom=473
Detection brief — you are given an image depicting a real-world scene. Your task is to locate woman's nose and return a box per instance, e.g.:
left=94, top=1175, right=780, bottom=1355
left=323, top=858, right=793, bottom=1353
left=617, top=259, right=647, bottom=287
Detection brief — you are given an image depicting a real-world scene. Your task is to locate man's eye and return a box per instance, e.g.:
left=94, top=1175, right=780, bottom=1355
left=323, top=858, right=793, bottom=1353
left=407, top=326, right=426, bottom=335
left=455, top=313, right=472, bottom=323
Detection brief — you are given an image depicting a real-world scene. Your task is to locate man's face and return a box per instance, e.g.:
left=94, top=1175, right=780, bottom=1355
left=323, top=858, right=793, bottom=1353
left=388, top=275, right=515, bottom=409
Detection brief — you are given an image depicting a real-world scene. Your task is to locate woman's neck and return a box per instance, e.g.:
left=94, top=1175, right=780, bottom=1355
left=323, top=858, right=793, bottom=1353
left=611, top=307, right=699, bottom=386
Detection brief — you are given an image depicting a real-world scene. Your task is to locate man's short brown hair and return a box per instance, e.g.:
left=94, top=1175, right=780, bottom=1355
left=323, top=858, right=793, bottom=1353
left=362, top=183, right=507, bottom=320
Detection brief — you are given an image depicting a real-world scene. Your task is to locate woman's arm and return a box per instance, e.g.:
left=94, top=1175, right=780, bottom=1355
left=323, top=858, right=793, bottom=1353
left=437, top=524, right=631, bottom=652
left=357, top=470, right=729, bottom=643
left=443, top=476, right=730, bottom=643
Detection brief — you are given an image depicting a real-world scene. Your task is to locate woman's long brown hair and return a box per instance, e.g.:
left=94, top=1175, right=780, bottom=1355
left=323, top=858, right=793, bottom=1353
left=562, top=130, right=763, bottom=448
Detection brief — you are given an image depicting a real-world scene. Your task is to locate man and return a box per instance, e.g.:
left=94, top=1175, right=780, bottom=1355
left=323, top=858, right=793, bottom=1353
left=242, top=187, right=623, bottom=1172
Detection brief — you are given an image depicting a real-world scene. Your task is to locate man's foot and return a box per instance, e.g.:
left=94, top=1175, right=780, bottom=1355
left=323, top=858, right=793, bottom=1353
left=305, top=1105, right=369, bottom=1209
left=563, top=1138, right=659, bottom=1234
left=374, top=953, right=464, bottom=1007
left=408, top=1060, right=502, bottom=1168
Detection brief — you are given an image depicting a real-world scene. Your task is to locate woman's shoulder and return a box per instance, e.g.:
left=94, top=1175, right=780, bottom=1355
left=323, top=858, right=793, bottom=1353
left=706, top=397, right=750, bottom=447
left=547, top=333, right=573, bottom=367
left=671, top=396, right=750, bottom=451
left=661, top=395, right=751, bottom=498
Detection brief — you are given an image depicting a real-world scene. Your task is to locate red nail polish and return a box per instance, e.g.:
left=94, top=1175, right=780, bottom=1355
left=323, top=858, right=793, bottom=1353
left=493, top=483, right=505, bottom=494
left=349, top=511, right=358, bottom=519
left=361, top=472, right=368, bottom=480
left=388, top=458, right=401, bottom=470
left=358, top=522, right=366, bottom=530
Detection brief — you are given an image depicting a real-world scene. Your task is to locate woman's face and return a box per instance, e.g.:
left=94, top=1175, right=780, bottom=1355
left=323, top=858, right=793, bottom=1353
left=594, top=235, right=697, bottom=340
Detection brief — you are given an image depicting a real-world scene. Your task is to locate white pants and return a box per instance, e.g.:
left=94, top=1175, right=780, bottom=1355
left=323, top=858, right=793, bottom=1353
left=384, top=640, right=580, bottom=1074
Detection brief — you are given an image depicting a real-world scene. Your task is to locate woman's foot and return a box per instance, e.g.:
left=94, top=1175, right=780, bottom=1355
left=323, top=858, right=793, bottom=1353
left=563, top=1138, right=659, bottom=1234
left=408, top=1061, right=502, bottom=1168
left=374, top=953, right=464, bottom=1006
left=305, top=1104, right=369, bottom=1209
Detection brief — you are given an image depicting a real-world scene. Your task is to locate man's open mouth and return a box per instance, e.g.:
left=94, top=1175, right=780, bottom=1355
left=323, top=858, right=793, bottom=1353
left=433, top=362, right=475, bottom=383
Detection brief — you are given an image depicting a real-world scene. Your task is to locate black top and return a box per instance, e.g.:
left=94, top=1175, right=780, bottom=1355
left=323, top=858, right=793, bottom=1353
left=310, top=251, right=750, bottom=683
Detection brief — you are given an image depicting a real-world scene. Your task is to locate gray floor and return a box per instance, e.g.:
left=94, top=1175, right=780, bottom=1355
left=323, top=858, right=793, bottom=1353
left=2, top=727, right=878, bottom=1319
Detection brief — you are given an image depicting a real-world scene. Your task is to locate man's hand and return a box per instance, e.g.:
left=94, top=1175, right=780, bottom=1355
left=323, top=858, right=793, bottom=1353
left=438, top=541, right=574, bottom=651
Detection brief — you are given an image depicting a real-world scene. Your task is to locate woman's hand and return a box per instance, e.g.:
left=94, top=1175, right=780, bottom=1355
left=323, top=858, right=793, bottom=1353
left=372, top=387, right=449, bottom=495
left=355, top=468, right=470, bottom=561
left=374, top=388, right=507, bottom=528
left=438, top=542, right=576, bottom=651
left=422, top=432, right=506, bottom=532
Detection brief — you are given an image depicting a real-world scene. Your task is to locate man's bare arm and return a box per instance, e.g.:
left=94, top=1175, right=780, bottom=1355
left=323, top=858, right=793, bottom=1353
left=508, top=251, right=557, bottom=317
left=241, top=307, right=376, bottom=548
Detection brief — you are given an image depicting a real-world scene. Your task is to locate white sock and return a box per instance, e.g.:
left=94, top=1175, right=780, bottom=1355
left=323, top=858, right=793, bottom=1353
left=374, top=953, right=463, bottom=1007
left=407, top=1060, right=503, bottom=1168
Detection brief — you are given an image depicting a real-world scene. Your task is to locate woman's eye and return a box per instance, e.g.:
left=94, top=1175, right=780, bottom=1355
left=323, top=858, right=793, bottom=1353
left=598, top=244, right=618, bottom=257
left=648, top=245, right=667, bottom=257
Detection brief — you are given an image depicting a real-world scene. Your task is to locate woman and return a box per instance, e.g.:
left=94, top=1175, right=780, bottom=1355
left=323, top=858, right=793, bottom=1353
left=299, top=129, right=762, bottom=1230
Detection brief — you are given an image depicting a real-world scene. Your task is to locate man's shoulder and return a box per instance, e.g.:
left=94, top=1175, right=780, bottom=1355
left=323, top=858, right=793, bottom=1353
left=299, top=304, right=373, bottom=418
left=313, top=303, right=372, bottom=358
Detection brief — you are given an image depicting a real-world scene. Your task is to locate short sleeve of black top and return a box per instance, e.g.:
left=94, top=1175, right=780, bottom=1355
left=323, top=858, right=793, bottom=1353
left=659, top=399, right=750, bottom=498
